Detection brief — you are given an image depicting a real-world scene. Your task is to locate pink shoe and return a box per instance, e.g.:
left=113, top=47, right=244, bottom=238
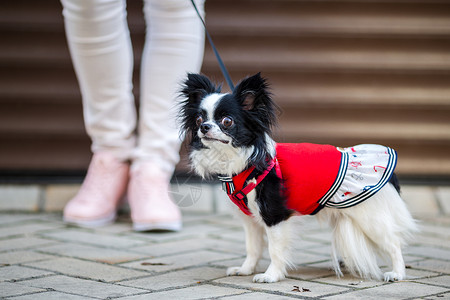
left=63, top=152, right=129, bottom=227
left=128, top=161, right=182, bottom=232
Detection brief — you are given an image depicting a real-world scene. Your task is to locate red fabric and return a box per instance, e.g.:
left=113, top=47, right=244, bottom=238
left=226, top=143, right=342, bottom=216
left=231, top=167, right=255, bottom=195
left=276, top=143, right=342, bottom=215
left=228, top=159, right=277, bottom=216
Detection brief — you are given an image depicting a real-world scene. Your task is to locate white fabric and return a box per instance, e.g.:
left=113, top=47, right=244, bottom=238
left=61, top=0, right=205, bottom=174
left=326, top=144, right=397, bottom=208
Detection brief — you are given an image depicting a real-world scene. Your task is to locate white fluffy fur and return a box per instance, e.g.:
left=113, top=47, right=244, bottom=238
left=190, top=93, right=417, bottom=283
left=190, top=142, right=254, bottom=178
left=227, top=184, right=296, bottom=283
left=317, top=183, right=417, bottom=281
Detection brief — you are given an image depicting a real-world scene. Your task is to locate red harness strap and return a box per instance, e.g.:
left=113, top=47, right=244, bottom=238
left=220, top=158, right=278, bottom=216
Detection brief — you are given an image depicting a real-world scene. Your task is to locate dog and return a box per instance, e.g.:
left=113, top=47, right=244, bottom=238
left=179, top=73, right=417, bottom=283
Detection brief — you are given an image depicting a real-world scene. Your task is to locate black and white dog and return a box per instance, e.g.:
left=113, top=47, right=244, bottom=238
left=179, top=73, right=417, bottom=283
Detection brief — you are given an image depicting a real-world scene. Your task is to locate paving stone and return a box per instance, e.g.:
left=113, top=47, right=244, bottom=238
left=409, top=259, right=450, bottom=274
left=301, top=244, right=334, bottom=258
left=12, top=291, right=92, bottom=300
left=0, top=213, right=45, bottom=225
left=39, top=243, right=148, bottom=264
left=40, top=228, right=147, bottom=248
left=0, top=223, right=62, bottom=239
left=287, top=265, right=336, bottom=280
left=128, top=222, right=228, bottom=243
left=299, top=258, right=436, bottom=281
left=0, top=265, right=53, bottom=281
left=0, top=281, right=45, bottom=298
left=403, top=254, right=427, bottom=264
left=301, top=229, right=333, bottom=244
left=210, top=257, right=269, bottom=274
left=201, top=213, right=247, bottom=228
left=419, top=223, right=450, bottom=240
left=25, top=257, right=149, bottom=282
left=0, top=250, right=55, bottom=265
left=0, top=185, right=41, bottom=212
left=436, top=187, right=450, bottom=215
left=406, top=246, right=450, bottom=261
left=223, top=292, right=296, bottom=299
left=302, top=259, right=334, bottom=270
left=92, top=221, right=133, bottom=234
left=292, top=238, right=330, bottom=251
left=44, top=184, right=79, bottom=212
left=132, top=237, right=245, bottom=257
left=291, top=251, right=331, bottom=265
left=212, top=229, right=246, bottom=243
left=119, top=266, right=225, bottom=291
left=416, top=275, right=450, bottom=287
left=0, top=211, right=449, bottom=299
left=121, top=250, right=240, bottom=272
left=323, top=281, right=449, bottom=299
left=214, top=276, right=349, bottom=298
left=403, top=268, right=441, bottom=280
left=0, top=237, right=56, bottom=252
left=402, top=186, right=440, bottom=217
left=425, top=216, right=450, bottom=226
left=214, top=183, right=236, bottom=214
left=21, top=275, right=147, bottom=298
left=412, top=234, right=450, bottom=249
left=118, top=284, right=249, bottom=300
left=315, top=274, right=387, bottom=289
left=181, top=213, right=219, bottom=224
left=171, top=182, right=214, bottom=213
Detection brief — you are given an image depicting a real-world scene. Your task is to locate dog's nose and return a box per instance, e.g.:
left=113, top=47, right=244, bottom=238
left=200, top=123, right=212, bottom=134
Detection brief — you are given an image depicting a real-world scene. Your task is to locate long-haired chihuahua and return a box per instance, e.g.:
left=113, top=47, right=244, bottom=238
left=179, top=73, right=417, bottom=283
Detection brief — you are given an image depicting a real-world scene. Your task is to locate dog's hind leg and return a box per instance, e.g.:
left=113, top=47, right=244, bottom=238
left=383, top=241, right=406, bottom=281
left=345, top=184, right=416, bottom=281
left=227, top=214, right=265, bottom=276
left=253, top=221, right=292, bottom=283
left=329, top=211, right=383, bottom=280
left=372, top=184, right=416, bottom=281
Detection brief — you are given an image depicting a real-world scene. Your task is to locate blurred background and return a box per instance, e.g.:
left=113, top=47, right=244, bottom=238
left=0, top=0, right=449, bottom=184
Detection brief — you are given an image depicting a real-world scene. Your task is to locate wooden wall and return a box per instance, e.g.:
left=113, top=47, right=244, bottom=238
left=0, top=0, right=449, bottom=178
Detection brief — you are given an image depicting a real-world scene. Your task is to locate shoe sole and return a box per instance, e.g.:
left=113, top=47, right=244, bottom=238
left=133, top=220, right=182, bottom=232
left=63, top=212, right=116, bottom=228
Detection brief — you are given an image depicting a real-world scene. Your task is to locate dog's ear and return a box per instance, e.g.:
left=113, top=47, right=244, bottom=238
left=233, top=73, right=271, bottom=111
left=180, top=73, right=219, bottom=105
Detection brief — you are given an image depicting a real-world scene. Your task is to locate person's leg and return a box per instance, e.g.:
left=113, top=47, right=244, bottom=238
left=61, top=0, right=136, bottom=226
left=128, top=0, right=205, bottom=231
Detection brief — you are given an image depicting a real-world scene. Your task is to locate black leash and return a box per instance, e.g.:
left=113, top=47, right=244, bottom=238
left=190, top=0, right=235, bottom=91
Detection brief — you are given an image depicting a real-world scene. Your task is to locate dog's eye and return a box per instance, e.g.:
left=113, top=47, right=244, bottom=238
left=196, top=115, right=203, bottom=127
left=221, top=116, right=233, bottom=128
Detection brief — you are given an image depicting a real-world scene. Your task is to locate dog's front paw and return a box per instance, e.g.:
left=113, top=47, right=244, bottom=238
left=227, top=266, right=253, bottom=276
left=384, top=271, right=404, bottom=282
left=252, top=272, right=283, bottom=283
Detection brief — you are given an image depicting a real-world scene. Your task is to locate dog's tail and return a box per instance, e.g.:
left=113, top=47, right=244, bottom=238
left=330, top=214, right=383, bottom=280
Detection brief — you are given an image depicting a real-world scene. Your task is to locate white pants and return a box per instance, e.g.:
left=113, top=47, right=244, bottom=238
left=61, top=0, right=205, bottom=174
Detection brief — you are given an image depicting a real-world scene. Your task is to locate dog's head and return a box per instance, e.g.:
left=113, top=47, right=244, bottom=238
left=179, top=73, right=278, bottom=178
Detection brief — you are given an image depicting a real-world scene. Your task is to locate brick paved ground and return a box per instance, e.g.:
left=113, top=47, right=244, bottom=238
left=0, top=211, right=449, bottom=299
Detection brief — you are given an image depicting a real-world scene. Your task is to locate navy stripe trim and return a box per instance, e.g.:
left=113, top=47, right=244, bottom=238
left=218, top=176, right=235, bottom=194
left=318, top=152, right=349, bottom=206
left=326, top=147, right=397, bottom=209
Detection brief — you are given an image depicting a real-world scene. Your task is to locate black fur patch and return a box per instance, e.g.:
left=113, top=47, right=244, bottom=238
left=255, top=168, right=294, bottom=226
left=389, top=173, right=401, bottom=194
left=179, top=73, right=221, bottom=149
